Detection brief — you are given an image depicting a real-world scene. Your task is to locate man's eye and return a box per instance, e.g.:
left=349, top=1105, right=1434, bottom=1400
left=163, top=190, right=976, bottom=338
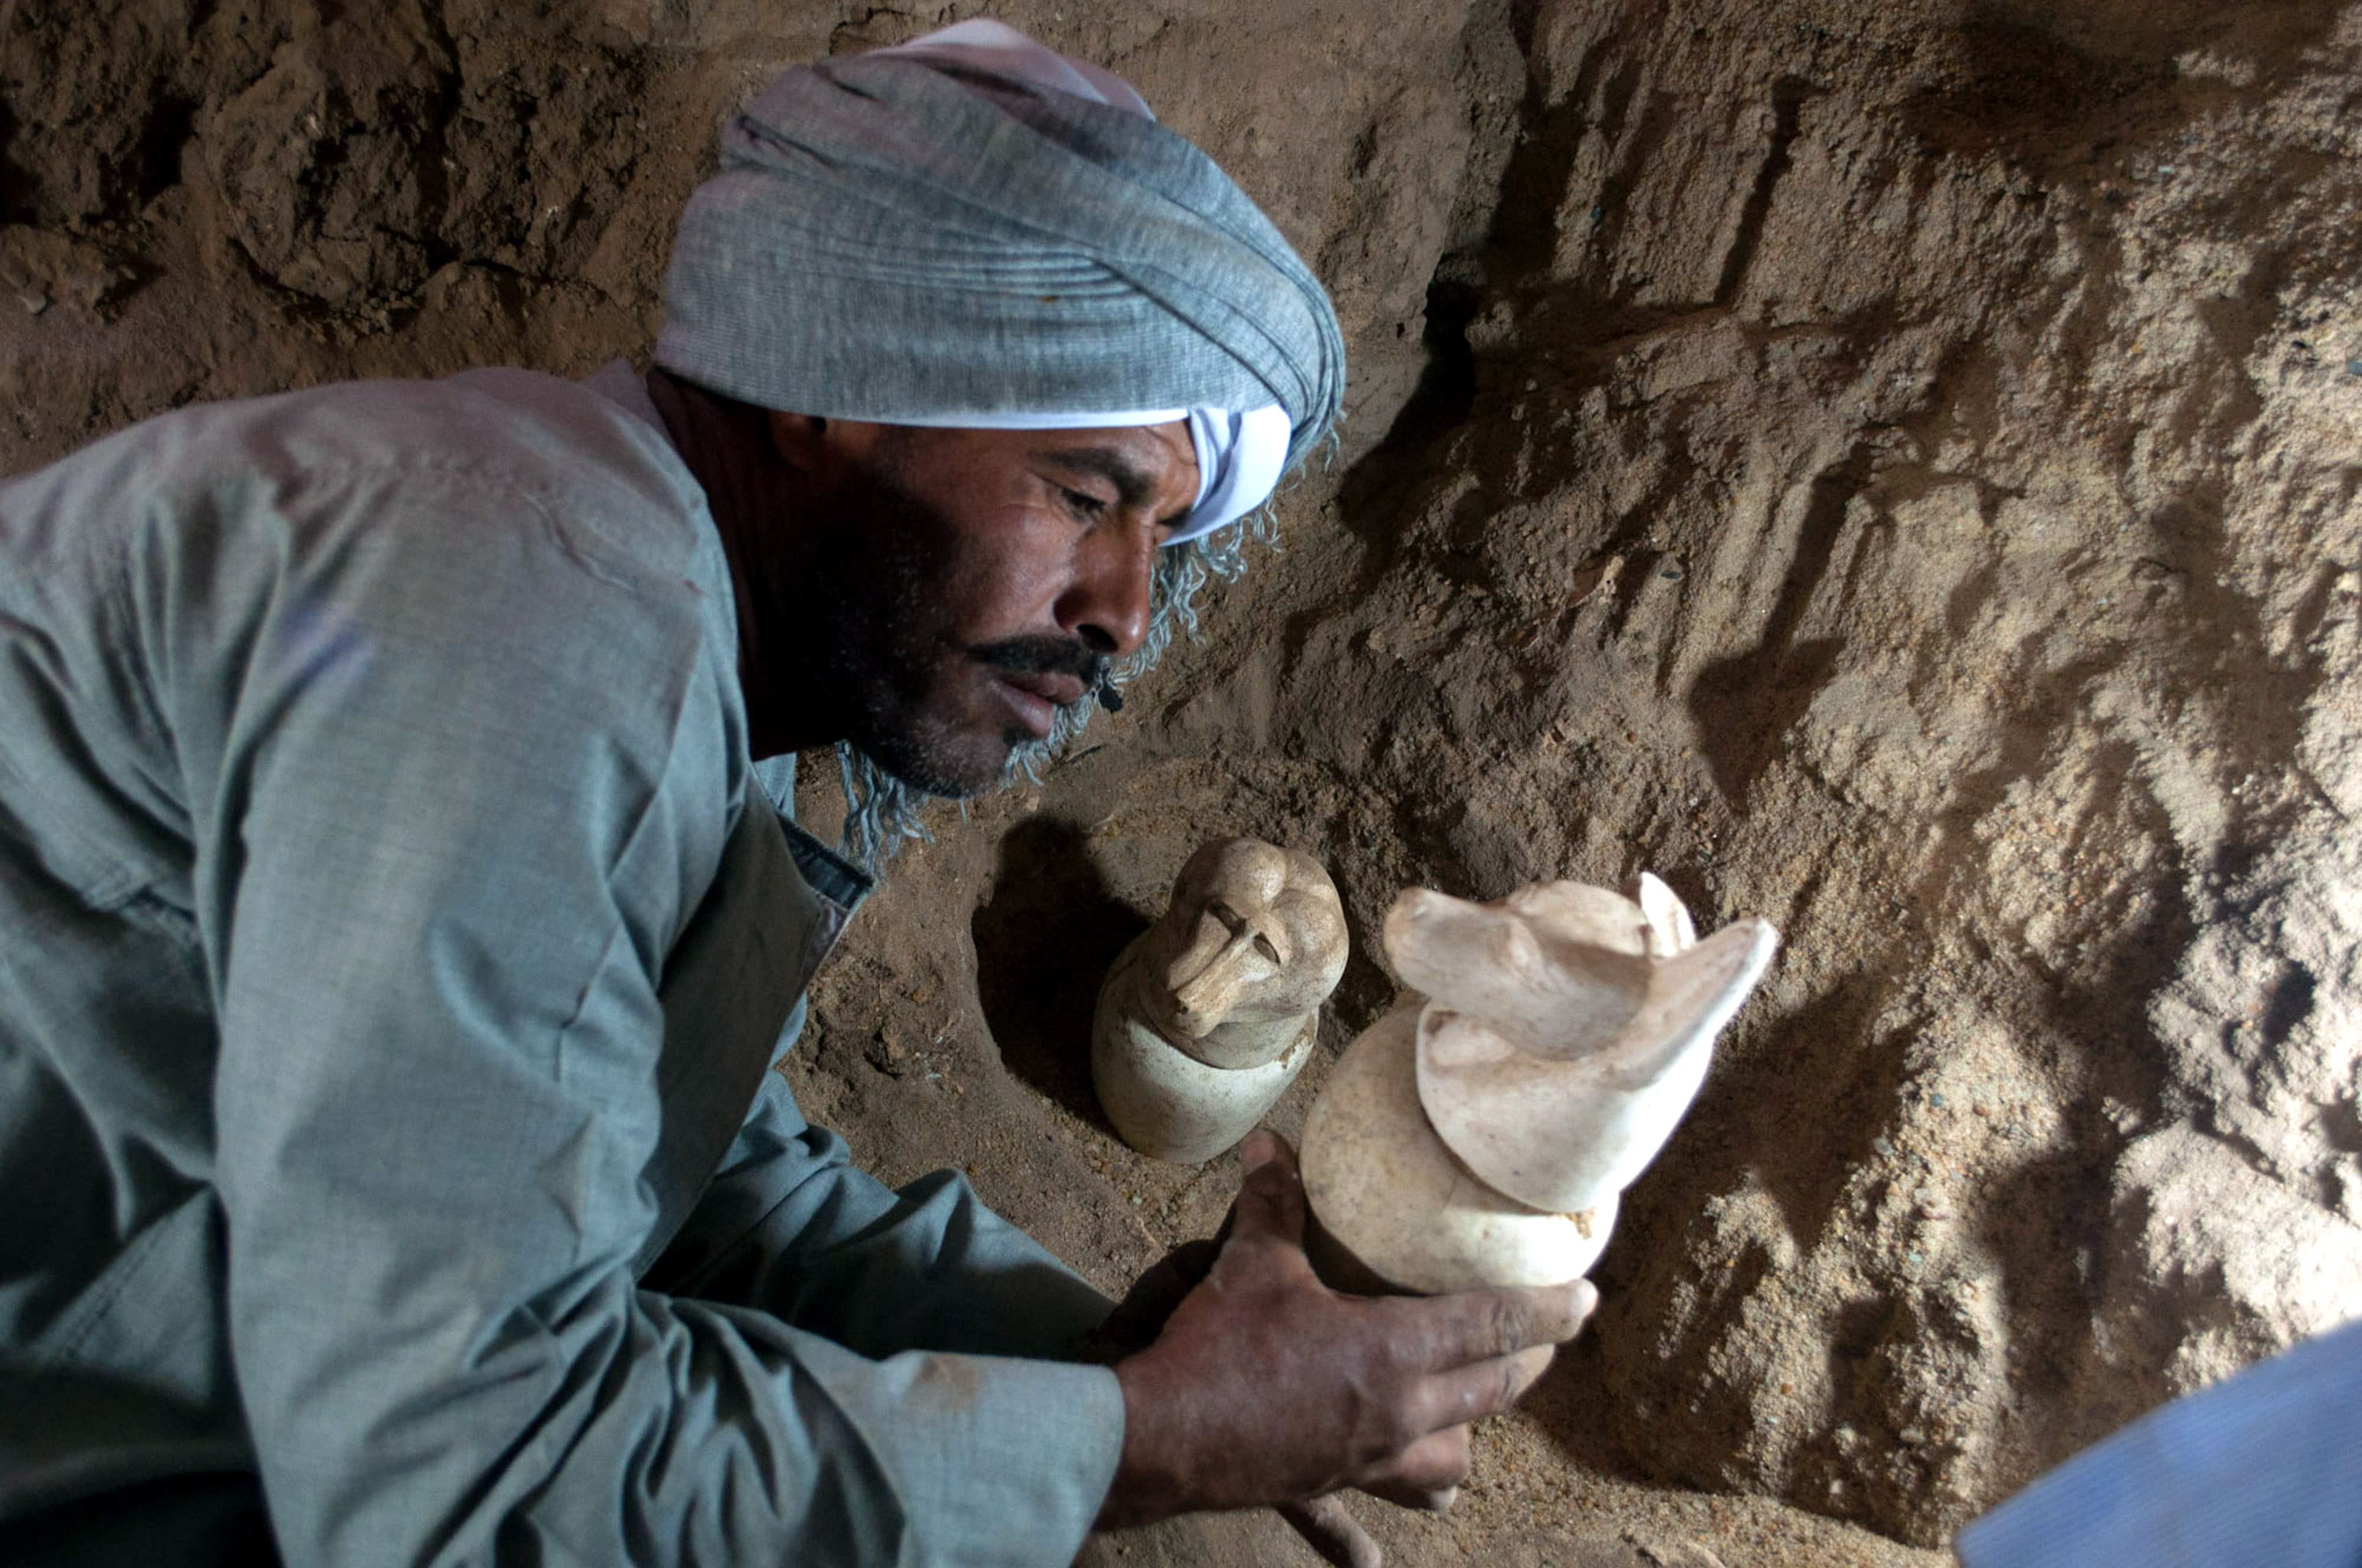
left=1059, top=485, right=1109, bottom=519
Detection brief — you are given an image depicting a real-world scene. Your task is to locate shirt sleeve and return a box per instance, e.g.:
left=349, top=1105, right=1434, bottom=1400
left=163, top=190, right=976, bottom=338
left=647, top=1063, right=1119, bottom=1363
left=195, top=469, right=1123, bottom=1567
left=1954, top=1316, right=2362, bottom=1568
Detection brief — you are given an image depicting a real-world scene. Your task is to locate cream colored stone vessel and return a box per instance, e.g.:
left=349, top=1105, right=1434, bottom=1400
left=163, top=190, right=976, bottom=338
left=1092, top=838, right=1349, bottom=1163
left=1300, top=874, right=1778, bottom=1294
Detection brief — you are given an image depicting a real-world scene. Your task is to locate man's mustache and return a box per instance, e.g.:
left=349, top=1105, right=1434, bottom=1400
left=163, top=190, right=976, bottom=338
left=973, top=635, right=1109, bottom=695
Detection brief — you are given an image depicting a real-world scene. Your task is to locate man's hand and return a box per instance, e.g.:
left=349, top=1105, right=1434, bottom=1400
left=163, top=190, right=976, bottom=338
left=1097, top=1129, right=1597, bottom=1532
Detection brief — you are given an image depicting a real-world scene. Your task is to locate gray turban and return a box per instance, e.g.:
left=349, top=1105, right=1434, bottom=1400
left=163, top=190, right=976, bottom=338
left=656, top=21, right=1345, bottom=540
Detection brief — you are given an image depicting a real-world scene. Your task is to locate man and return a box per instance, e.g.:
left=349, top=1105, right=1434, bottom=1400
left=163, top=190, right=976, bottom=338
left=0, top=22, right=1593, bottom=1565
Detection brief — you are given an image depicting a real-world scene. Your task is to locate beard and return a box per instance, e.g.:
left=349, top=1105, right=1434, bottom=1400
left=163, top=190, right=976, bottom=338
left=858, top=627, right=1109, bottom=798
left=773, top=458, right=1107, bottom=799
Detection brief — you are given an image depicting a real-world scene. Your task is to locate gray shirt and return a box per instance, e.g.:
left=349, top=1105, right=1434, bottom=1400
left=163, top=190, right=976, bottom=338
left=1955, top=1315, right=2362, bottom=1568
left=0, top=363, right=1124, bottom=1565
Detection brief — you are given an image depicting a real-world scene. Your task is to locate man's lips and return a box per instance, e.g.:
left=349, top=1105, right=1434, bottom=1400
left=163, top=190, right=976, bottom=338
left=998, top=670, right=1089, bottom=708
left=971, top=638, right=1104, bottom=741
left=988, top=668, right=1087, bottom=738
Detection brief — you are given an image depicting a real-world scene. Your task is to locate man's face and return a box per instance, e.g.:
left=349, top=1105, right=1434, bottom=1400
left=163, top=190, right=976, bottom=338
left=770, top=416, right=1200, bottom=797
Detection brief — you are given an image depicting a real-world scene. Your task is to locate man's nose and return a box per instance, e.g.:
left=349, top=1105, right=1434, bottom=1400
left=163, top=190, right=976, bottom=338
left=1057, top=514, right=1157, bottom=658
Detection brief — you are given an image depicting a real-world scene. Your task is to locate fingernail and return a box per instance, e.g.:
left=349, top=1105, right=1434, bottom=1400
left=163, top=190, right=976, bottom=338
left=1571, top=1278, right=1601, bottom=1316
left=1241, top=1130, right=1277, bottom=1172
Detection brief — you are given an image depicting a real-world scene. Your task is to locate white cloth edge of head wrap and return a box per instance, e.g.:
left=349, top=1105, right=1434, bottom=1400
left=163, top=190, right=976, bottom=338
left=876, top=402, right=1292, bottom=544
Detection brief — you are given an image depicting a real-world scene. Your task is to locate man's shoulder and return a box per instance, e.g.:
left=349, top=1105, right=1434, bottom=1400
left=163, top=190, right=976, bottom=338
left=4, top=367, right=737, bottom=720
left=272, top=371, right=730, bottom=668
left=11, top=365, right=729, bottom=652
left=247, top=366, right=703, bottom=546
left=12, top=364, right=703, bottom=563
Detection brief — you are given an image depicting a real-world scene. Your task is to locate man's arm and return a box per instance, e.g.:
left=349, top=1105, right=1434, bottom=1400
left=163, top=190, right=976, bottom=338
left=646, top=1062, right=1119, bottom=1362
left=198, top=471, right=1122, bottom=1566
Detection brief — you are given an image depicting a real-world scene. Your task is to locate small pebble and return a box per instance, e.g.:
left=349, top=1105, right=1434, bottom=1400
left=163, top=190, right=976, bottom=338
left=16, top=288, right=48, bottom=316
left=1660, top=564, right=1686, bottom=582
left=2347, top=357, right=2362, bottom=379
left=1930, top=1091, right=1946, bottom=1108
left=1872, top=1135, right=1895, bottom=1157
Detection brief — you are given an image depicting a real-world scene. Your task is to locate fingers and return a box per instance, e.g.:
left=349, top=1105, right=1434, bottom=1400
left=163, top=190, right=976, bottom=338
left=1222, top=1129, right=1307, bottom=1254
left=1403, top=1277, right=1598, bottom=1370
left=1364, top=1424, right=1470, bottom=1494
left=1276, top=1496, right=1383, bottom=1568
left=1409, top=1343, right=1557, bottom=1431
left=1361, top=1478, right=1458, bottom=1514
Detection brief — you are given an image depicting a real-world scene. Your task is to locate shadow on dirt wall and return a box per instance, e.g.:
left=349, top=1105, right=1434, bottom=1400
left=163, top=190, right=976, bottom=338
left=971, top=815, right=1150, bottom=1136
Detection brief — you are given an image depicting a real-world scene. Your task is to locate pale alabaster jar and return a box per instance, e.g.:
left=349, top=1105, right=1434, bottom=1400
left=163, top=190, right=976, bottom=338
left=1092, top=838, right=1349, bottom=1164
left=1300, top=874, right=1779, bottom=1295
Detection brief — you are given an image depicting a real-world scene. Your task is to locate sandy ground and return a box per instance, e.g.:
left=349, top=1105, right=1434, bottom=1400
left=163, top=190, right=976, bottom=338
left=7, top=1, right=2362, bottom=1562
